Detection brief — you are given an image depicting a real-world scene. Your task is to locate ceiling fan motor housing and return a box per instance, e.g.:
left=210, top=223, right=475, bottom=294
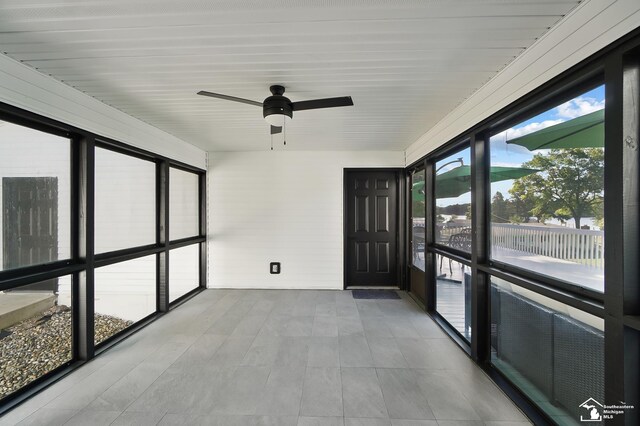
left=263, top=95, right=293, bottom=120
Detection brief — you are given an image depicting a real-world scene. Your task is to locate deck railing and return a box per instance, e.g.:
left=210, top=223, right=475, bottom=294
left=436, top=224, right=469, bottom=244
left=432, top=222, right=604, bottom=269
left=491, top=223, right=604, bottom=269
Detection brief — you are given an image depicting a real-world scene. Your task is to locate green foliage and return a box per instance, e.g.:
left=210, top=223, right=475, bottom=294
left=412, top=200, right=425, bottom=217
left=491, top=191, right=510, bottom=223
left=509, top=214, right=523, bottom=224
left=436, top=203, right=470, bottom=216
left=411, top=171, right=426, bottom=217
left=508, top=148, right=604, bottom=228
left=491, top=188, right=536, bottom=224
left=592, top=200, right=605, bottom=230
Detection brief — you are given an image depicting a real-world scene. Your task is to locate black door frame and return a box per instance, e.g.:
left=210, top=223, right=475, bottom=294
left=406, top=164, right=428, bottom=306
left=343, top=168, right=405, bottom=290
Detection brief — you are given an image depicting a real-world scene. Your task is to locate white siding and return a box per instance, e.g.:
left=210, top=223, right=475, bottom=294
left=405, top=0, right=640, bottom=164
left=0, top=52, right=205, bottom=169
left=0, top=123, right=175, bottom=322
left=0, top=122, right=71, bottom=271
left=95, top=148, right=156, bottom=253
left=208, top=151, right=404, bottom=290
left=1, top=50, right=204, bottom=321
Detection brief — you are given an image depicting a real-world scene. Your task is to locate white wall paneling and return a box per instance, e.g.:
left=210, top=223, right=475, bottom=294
left=0, top=121, right=71, bottom=271
left=208, top=151, right=404, bottom=290
left=0, top=52, right=206, bottom=169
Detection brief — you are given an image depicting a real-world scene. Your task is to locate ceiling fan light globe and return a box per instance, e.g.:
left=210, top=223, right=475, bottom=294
left=264, top=113, right=290, bottom=127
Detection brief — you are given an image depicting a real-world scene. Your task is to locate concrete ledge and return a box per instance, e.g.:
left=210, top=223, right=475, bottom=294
left=0, top=293, right=56, bottom=330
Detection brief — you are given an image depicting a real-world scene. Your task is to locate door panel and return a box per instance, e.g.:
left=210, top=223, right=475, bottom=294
left=375, top=242, right=390, bottom=273
left=346, top=170, right=397, bottom=287
left=355, top=195, right=369, bottom=232
left=375, top=196, right=389, bottom=232
left=376, top=178, right=389, bottom=190
left=355, top=177, right=369, bottom=190
left=3, top=177, right=59, bottom=291
left=355, top=241, right=369, bottom=273
left=411, top=268, right=426, bottom=302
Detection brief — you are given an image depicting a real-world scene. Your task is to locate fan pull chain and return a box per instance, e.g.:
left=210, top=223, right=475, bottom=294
left=270, top=133, right=273, bottom=151
left=283, top=119, right=287, bottom=146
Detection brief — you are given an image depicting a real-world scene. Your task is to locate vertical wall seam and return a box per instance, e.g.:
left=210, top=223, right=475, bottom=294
left=206, top=151, right=211, bottom=289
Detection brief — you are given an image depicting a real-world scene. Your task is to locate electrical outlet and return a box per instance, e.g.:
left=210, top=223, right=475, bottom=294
left=270, top=262, right=281, bottom=274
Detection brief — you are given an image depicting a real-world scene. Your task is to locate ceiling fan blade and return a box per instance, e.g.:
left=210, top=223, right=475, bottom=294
left=291, top=96, right=353, bottom=111
left=270, top=125, right=282, bottom=135
left=197, top=90, right=262, bottom=107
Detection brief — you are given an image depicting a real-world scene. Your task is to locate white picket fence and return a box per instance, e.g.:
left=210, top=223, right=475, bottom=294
left=434, top=223, right=604, bottom=270
left=492, top=223, right=604, bottom=269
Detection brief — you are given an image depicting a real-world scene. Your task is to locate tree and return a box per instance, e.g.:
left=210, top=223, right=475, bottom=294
left=509, top=178, right=546, bottom=223
left=511, top=148, right=604, bottom=228
left=437, top=203, right=470, bottom=216
left=411, top=172, right=425, bottom=217
left=412, top=198, right=425, bottom=217
left=491, top=191, right=510, bottom=223
left=592, top=200, right=605, bottom=230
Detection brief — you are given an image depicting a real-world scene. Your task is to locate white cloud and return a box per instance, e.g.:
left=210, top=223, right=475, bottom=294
left=490, top=95, right=604, bottom=144
left=490, top=119, right=564, bottom=145
left=504, top=119, right=564, bottom=139
left=555, top=96, right=604, bottom=119
left=491, top=161, right=526, bottom=168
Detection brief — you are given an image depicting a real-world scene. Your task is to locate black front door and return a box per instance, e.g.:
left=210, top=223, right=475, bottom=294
left=345, top=170, right=398, bottom=287
left=3, top=177, right=59, bottom=291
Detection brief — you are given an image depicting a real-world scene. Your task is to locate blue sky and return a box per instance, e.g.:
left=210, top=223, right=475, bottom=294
left=436, top=85, right=605, bottom=207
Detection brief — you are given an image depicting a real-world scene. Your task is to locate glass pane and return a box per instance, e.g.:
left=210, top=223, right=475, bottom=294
left=411, top=169, right=426, bottom=271
left=169, top=168, right=199, bottom=241
left=95, top=148, right=155, bottom=253
left=436, top=256, right=471, bottom=341
left=169, top=244, right=199, bottom=302
left=0, top=276, right=72, bottom=400
left=491, top=276, right=604, bottom=424
left=0, top=121, right=71, bottom=271
left=489, top=85, right=605, bottom=292
left=94, top=255, right=156, bottom=345
left=435, top=146, right=472, bottom=253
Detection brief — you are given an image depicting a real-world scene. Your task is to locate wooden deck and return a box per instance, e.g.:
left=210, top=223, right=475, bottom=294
left=422, top=247, right=604, bottom=341
left=436, top=259, right=470, bottom=340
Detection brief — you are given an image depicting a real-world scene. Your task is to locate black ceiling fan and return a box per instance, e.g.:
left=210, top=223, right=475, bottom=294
left=197, top=85, right=353, bottom=135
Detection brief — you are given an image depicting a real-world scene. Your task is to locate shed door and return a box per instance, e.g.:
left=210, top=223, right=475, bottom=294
left=3, top=177, right=59, bottom=291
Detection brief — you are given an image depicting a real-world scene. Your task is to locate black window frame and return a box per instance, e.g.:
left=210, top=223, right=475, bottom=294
left=485, top=77, right=606, bottom=301
left=0, top=102, right=206, bottom=414
left=405, top=27, right=640, bottom=425
left=431, top=139, right=473, bottom=259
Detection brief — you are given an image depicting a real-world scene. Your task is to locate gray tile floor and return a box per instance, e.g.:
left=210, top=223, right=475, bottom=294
left=0, top=290, right=531, bottom=426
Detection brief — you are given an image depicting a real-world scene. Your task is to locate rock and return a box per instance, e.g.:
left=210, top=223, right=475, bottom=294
left=0, top=306, right=133, bottom=400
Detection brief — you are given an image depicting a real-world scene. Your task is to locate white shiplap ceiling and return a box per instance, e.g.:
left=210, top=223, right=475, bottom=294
left=0, top=0, right=581, bottom=152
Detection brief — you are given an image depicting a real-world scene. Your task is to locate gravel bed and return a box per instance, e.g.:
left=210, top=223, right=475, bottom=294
left=0, top=306, right=132, bottom=400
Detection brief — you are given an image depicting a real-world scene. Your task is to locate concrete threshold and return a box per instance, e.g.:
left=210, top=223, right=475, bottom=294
left=0, top=292, right=56, bottom=330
